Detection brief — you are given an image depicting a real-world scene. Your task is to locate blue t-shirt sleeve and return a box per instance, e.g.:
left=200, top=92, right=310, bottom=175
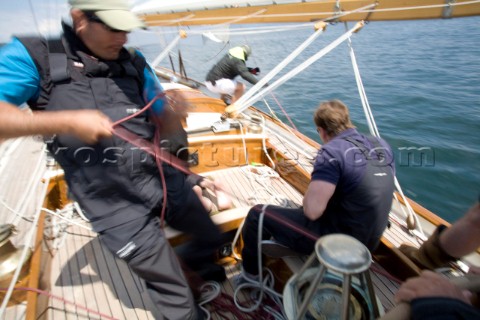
left=311, top=146, right=341, bottom=185
left=137, top=50, right=165, bottom=115
left=0, top=37, right=40, bottom=105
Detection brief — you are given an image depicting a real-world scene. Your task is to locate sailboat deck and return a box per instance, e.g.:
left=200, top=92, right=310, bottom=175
left=0, top=137, right=48, bottom=320
left=0, top=136, right=415, bottom=319
left=34, top=165, right=405, bottom=319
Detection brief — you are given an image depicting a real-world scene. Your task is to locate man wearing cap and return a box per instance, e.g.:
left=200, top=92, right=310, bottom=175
left=0, top=0, right=223, bottom=319
left=205, top=45, right=259, bottom=104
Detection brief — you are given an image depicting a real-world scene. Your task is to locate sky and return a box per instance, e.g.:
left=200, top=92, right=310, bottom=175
left=0, top=0, right=154, bottom=43
left=0, top=0, right=68, bottom=43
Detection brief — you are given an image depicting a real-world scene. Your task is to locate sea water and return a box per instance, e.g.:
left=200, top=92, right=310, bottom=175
left=136, top=16, right=480, bottom=223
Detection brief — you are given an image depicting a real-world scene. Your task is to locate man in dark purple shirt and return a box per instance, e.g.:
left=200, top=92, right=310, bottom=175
left=239, top=99, right=396, bottom=280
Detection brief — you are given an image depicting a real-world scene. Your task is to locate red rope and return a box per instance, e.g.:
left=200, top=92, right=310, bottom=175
left=111, top=93, right=163, bottom=127
left=270, top=92, right=298, bottom=132
left=207, top=292, right=277, bottom=320
left=0, top=287, right=118, bottom=320
left=263, top=207, right=320, bottom=241
left=111, top=92, right=198, bottom=227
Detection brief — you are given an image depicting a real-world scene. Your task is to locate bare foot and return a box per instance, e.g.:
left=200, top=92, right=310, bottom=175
left=212, top=181, right=233, bottom=211
left=197, top=179, right=233, bottom=211
left=193, top=185, right=215, bottom=212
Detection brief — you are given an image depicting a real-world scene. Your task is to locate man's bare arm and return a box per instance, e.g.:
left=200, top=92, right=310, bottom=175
left=303, top=180, right=336, bottom=220
left=0, top=102, right=113, bottom=144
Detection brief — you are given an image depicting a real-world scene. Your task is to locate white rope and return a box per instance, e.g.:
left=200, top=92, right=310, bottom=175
left=232, top=5, right=379, bottom=109
left=261, top=98, right=281, bottom=122
left=231, top=218, right=245, bottom=261
left=229, top=161, right=290, bottom=259
left=233, top=22, right=364, bottom=115
left=394, top=178, right=425, bottom=234
left=347, top=40, right=379, bottom=136
left=229, top=117, right=290, bottom=259
left=0, top=176, right=91, bottom=312
left=236, top=120, right=250, bottom=168
left=41, top=206, right=93, bottom=232
left=259, top=112, right=277, bottom=170
left=233, top=205, right=286, bottom=319
left=236, top=119, right=284, bottom=206
left=0, top=174, right=50, bottom=317
left=148, top=9, right=268, bottom=68
left=45, top=208, right=71, bottom=250
left=257, top=103, right=316, bottom=164
left=197, top=281, right=222, bottom=320
left=392, top=192, right=411, bottom=223
left=150, top=34, right=181, bottom=68
left=145, top=4, right=375, bottom=70
left=233, top=22, right=326, bottom=108
left=345, top=24, right=424, bottom=236
left=0, top=198, right=33, bottom=222
left=8, top=143, right=47, bottom=227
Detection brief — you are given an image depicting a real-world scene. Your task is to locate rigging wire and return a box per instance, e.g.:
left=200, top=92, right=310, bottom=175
left=150, top=34, right=181, bottom=68
left=232, top=22, right=328, bottom=109
left=202, top=40, right=230, bottom=65
left=344, top=22, right=425, bottom=236
left=145, top=3, right=375, bottom=78
left=267, top=93, right=298, bottom=132
left=148, top=8, right=268, bottom=68
left=27, top=0, right=41, bottom=36
left=233, top=21, right=364, bottom=115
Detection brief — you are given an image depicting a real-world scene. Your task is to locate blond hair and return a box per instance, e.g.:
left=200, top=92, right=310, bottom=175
left=313, top=100, right=355, bottom=136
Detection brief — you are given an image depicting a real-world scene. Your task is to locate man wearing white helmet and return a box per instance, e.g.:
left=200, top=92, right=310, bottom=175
left=205, top=45, right=259, bottom=104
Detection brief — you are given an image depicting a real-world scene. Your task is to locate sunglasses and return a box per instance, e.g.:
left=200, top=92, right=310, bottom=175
left=83, top=11, right=126, bottom=33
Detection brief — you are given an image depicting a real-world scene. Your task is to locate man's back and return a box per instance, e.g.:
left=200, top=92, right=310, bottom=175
left=313, top=128, right=395, bottom=250
left=206, top=53, right=242, bottom=82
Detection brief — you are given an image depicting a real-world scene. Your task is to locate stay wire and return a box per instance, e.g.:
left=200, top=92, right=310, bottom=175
left=344, top=22, right=424, bottom=236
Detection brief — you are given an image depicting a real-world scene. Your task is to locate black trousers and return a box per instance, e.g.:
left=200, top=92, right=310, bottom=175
left=241, top=204, right=325, bottom=275
left=98, top=168, right=222, bottom=320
